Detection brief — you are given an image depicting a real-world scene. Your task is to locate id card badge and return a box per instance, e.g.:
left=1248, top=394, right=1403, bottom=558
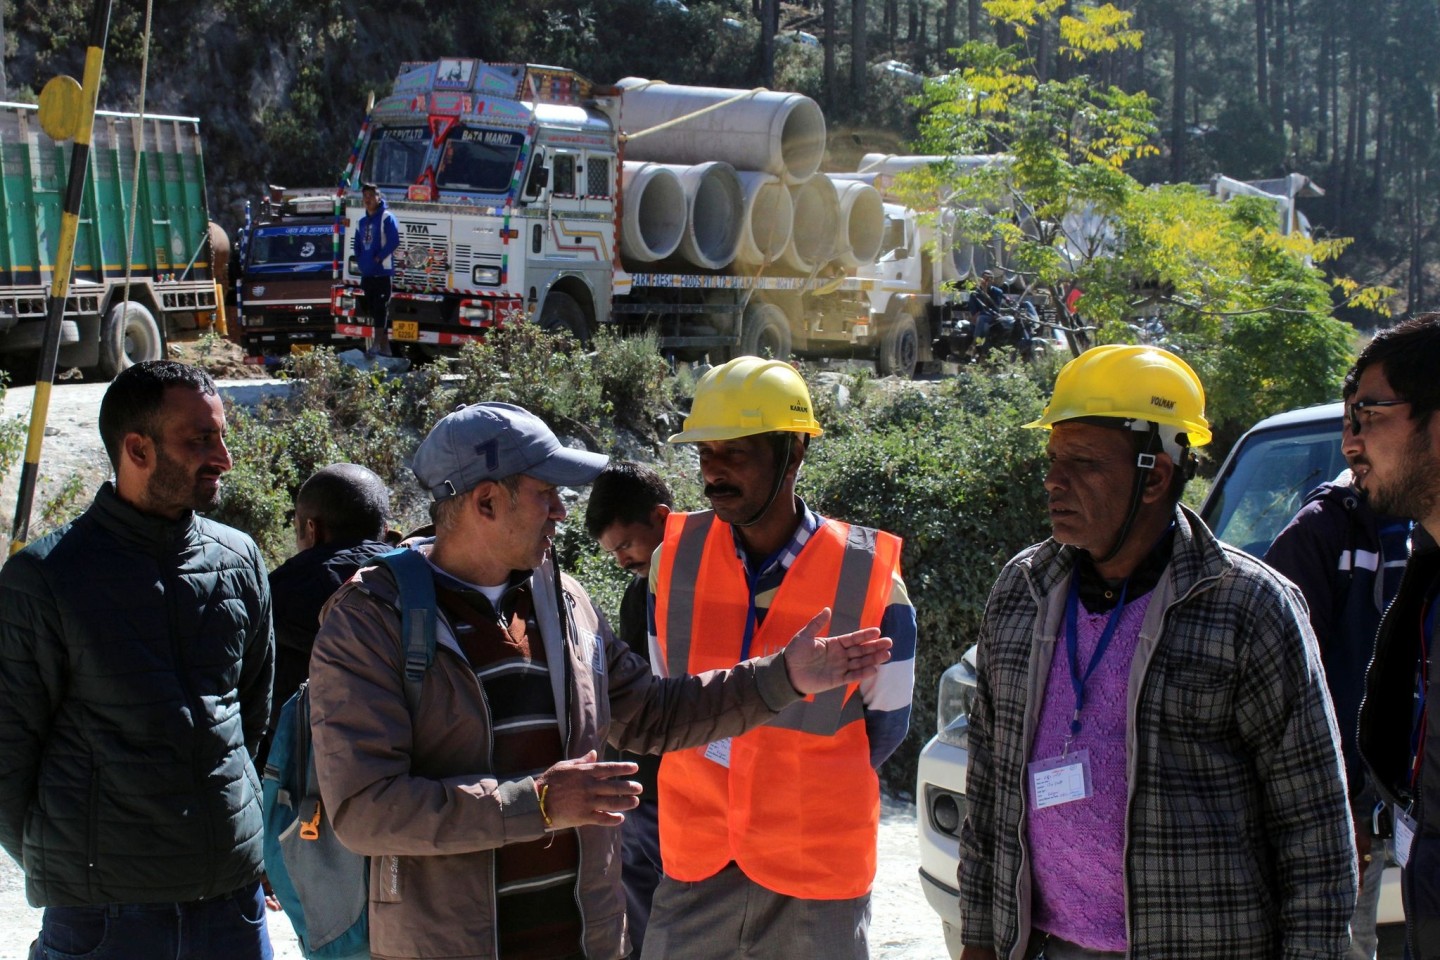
left=1395, top=805, right=1418, bottom=868
left=1028, top=750, right=1093, bottom=810
left=704, top=738, right=732, bottom=768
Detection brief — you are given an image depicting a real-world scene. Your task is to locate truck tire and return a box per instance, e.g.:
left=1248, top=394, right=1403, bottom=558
left=537, top=291, right=591, bottom=343
left=739, top=302, right=791, bottom=360
left=98, top=301, right=162, bottom=379
left=877, top=312, right=919, bottom=378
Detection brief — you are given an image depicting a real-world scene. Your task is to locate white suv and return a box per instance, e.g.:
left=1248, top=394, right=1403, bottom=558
left=915, top=400, right=1401, bottom=956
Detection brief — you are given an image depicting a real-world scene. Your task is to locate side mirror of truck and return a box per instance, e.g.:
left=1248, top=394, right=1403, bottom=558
left=521, top=149, right=550, bottom=204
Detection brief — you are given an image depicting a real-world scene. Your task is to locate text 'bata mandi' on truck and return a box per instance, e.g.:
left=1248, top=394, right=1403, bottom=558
left=330, top=57, right=952, bottom=376
left=0, top=102, right=224, bottom=379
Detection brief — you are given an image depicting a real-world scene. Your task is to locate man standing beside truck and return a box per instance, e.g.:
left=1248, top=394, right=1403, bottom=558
left=353, top=182, right=400, bottom=357
left=959, top=345, right=1355, bottom=960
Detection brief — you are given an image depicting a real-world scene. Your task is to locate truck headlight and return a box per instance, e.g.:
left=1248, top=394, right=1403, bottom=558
left=935, top=654, right=977, bottom=747
left=473, top=265, right=501, bottom=286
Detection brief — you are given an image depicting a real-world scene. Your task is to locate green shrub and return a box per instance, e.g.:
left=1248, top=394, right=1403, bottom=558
left=213, top=336, right=680, bottom=568
left=0, top=376, right=24, bottom=485
left=802, top=361, right=1054, bottom=792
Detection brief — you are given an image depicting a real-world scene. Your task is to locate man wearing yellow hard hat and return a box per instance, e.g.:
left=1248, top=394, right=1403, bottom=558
left=642, top=356, right=917, bottom=959
left=958, top=345, right=1356, bottom=960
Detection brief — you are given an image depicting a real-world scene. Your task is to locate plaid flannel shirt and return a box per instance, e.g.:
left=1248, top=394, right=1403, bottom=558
left=960, top=505, right=1356, bottom=960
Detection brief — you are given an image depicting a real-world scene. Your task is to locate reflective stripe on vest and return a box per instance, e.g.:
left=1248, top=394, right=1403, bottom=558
left=654, top=510, right=902, bottom=899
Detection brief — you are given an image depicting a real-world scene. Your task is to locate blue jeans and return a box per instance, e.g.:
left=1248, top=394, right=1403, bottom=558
left=36, top=883, right=273, bottom=960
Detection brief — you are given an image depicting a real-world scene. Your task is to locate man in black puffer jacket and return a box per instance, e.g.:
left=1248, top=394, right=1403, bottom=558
left=0, top=361, right=275, bottom=960
left=260, top=462, right=392, bottom=766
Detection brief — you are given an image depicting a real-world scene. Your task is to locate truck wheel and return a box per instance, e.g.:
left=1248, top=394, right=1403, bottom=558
left=98, top=301, right=162, bottom=379
left=877, top=313, right=919, bottom=378
left=537, top=291, right=591, bottom=344
left=740, top=302, right=791, bottom=360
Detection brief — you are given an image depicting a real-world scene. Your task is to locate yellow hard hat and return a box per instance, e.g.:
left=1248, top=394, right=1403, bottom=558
left=1025, top=344, right=1212, bottom=448
left=668, top=356, right=824, bottom=443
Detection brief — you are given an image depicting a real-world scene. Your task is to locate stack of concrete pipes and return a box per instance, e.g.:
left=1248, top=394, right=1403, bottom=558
left=855, top=152, right=1006, bottom=283
left=615, top=78, right=885, bottom=274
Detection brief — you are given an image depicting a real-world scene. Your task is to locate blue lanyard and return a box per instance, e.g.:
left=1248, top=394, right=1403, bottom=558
left=739, top=545, right=787, bottom=661
left=1064, top=577, right=1130, bottom=739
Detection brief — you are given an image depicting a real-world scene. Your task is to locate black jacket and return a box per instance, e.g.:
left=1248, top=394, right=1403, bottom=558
left=263, top=538, right=391, bottom=764
left=1358, top=526, right=1440, bottom=957
left=1266, top=481, right=1409, bottom=796
left=0, top=483, right=273, bottom=906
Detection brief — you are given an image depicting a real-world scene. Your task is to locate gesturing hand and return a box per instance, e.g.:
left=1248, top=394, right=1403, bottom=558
left=781, top=608, right=893, bottom=696
left=532, top=751, right=642, bottom=830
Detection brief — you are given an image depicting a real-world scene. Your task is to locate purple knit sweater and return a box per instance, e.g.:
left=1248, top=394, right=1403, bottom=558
left=1026, top=593, right=1153, bottom=952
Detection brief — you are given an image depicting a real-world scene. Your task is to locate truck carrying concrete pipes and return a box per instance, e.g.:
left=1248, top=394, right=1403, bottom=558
left=331, top=58, right=932, bottom=375
left=0, top=102, right=222, bottom=377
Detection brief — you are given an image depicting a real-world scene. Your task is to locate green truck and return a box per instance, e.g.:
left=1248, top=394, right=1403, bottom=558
left=0, top=102, right=222, bottom=377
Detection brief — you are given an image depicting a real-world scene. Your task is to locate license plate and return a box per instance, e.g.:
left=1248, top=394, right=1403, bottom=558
left=392, top=320, right=420, bottom=341
left=289, top=344, right=315, bottom=355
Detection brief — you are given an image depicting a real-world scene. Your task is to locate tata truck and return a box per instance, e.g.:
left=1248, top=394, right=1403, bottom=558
left=0, top=102, right=221, bottom=378
left=236, top=188, right=360, bottom=364
left=330, top=58, right=935, bottom=375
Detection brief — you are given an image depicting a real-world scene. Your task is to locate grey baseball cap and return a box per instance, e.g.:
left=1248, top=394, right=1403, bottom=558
left=413, top=402, right=609, bottom=500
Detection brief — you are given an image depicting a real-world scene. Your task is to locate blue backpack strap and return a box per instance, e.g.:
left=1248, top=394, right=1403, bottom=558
left=376, top=548, right=438, bottom=715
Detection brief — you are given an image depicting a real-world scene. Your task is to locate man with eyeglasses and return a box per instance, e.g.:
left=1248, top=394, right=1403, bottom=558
left=1354, top=313, right=1440, bottom=960
left=1266, top=389, right=1410, bottom=960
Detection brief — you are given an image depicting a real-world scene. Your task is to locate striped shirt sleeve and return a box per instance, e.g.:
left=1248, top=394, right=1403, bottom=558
left=861, top=570, right=916, bottom=768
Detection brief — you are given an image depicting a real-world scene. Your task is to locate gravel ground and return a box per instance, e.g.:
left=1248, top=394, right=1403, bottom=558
left=0, top=378, right=953, bottom=958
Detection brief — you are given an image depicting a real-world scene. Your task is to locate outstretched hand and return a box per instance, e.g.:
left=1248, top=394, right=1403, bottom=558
left=781, top=608, right=893, bottom=695
left=532, top=751, right=641, bottom=830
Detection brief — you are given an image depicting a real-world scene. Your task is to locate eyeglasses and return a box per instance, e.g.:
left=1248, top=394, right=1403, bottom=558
left=1348, top=398, right=1411, bottom=435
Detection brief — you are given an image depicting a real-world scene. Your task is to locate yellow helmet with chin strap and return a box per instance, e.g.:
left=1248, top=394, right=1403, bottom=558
left=668, top=356, right=824, bottom=444
left=1028, top=344, right=1210, bottom=565
left=1025, top=344, right=1212, bottom=449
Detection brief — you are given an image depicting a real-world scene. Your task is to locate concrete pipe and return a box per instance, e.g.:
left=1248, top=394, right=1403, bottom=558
left=828, top=178, right=885, bottom=269
left=657, top=162, right=744, bottom=271
left=733, top=172, right=793, bottom=266
left=777, top=174, right=840, bottom=274
left=620, top=162, right=687, bottom=263
left=617, top=78, right=826, bottom=184
left=855, top=153, right=999, bottom=175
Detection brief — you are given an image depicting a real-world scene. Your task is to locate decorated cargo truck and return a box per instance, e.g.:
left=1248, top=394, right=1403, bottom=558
left=236, top=188, right=362, bottom=364
left=0, top=102, right=221, bottom=377
left=330, top=58, right=935, bottom=375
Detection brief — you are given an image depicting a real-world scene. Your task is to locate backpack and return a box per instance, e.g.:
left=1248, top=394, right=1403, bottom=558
left=262, top=547, right=438, bottom=959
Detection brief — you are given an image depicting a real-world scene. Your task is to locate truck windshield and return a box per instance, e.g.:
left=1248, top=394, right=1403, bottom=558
left=362, top=127, right=430, bottom=189
left=435, top=127, right=526, bottom=194
left=248, top=225, right=333, bottom=274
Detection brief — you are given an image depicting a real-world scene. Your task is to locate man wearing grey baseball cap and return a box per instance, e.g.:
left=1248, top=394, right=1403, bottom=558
left=306, top=402, right=893, bottom=960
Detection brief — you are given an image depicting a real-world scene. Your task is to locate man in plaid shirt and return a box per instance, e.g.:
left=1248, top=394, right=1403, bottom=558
left=960, top=346, right=1356, bottom=960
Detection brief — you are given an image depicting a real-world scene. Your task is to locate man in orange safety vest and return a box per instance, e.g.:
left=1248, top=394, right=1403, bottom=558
left=643, top=356, right=918, bottom=960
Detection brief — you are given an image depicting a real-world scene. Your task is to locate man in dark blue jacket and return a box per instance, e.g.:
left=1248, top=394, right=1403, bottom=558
left=1353, top=314, right=1440, bottom=959
left=0, top=360, right=275, bottom=959
left=260, top=462, right=393, bottom=766
left=1267, top=461, right=1409, bottom=960
left=353, top=182, right=401, bottom=357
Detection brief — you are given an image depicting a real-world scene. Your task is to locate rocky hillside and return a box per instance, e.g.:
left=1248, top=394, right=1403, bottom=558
left=2, top=1, right=916, bottom=239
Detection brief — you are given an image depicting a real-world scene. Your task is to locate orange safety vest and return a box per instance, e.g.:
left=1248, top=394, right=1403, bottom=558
left=653, top=510, right=903, bottom=900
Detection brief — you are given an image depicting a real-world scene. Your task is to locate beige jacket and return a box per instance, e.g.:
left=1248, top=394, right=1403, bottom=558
left=308, top=549, right=801, bottom=960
